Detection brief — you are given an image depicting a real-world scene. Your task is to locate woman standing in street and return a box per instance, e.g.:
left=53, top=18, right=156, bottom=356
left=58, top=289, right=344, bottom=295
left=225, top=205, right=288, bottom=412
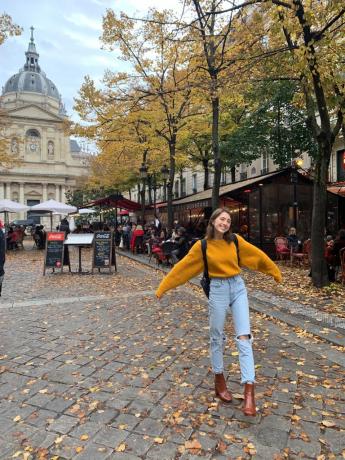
left=156, top=208, right=282, bottom=416
left=0, top=220, right=5, bottom=296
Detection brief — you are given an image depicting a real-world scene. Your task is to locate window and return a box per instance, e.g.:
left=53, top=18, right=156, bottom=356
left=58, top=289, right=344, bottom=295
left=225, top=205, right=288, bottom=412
left=240, top=164, right=247, bottom=180
left=26, top=129, right=40, bottom=154
left=192, top=174, right=197, bottom=194
left=261, top=153, right=269, bottom=174
left=26, top=129, right=40, bottom=137
left=337, top=150, right=345, bottom=181
left=174, top=180, right=179, bottom=198
left=181, top=178, right=186, bottom=197
left=251, top=167, right=256, bottom=176
left=221, top=168, right=227, bottom=185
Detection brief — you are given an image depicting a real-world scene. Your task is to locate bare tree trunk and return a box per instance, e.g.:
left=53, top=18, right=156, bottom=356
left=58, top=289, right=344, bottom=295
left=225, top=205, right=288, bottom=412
left=311, top=146, right=331, bottom=287
left=167, top=137, right=176, bottom=232
left=203, top=159, right=209, bottom=190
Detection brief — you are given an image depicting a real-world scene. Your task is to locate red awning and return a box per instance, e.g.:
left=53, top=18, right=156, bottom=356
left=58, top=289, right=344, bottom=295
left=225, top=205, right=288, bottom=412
left=87, top=194, right=142, bottom=211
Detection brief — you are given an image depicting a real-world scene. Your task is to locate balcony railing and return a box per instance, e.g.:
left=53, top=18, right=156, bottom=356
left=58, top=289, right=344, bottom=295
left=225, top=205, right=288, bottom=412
left=261, top=167, right=269, bottom=174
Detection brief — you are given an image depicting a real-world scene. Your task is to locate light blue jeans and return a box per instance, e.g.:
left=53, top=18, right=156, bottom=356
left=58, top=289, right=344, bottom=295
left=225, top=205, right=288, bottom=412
left=208, top=275, right=255, bottom=384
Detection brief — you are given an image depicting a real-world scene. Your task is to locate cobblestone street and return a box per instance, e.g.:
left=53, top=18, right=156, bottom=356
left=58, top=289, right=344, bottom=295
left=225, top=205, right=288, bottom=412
left=0, top=246, right=344, bottom=459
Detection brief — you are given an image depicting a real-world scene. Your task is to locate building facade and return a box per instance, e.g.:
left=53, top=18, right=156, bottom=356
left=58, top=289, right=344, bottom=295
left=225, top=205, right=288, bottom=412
left=0, top=28, right=89, bottom=225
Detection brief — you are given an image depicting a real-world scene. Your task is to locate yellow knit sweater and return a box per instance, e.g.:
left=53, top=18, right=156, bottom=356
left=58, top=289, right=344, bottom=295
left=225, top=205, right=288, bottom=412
left=155, top=235, right=282, bottom=298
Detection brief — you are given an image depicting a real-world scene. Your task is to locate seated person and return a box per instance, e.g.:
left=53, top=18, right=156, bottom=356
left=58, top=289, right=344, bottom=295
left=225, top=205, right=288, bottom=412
left=331, top=229, right=345, bottom=272
left=130, top=224, right=145, bottom=252
left=6, top=227, right=16, bottom=250
left=287, top=227, right=301, bottom=252
left=324, top=235, right=335, bottom=282
left=171, top=227, right=189, bottom=264
left=33, top=225, right=46, bottom=249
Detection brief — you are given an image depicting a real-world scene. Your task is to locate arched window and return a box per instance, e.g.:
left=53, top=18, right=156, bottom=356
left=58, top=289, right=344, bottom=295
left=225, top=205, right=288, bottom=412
left=26, top=129, right=41, bottom=154
left=26, top=129, right=40, bottom=138
left=251, top=167, right=256, bottom=176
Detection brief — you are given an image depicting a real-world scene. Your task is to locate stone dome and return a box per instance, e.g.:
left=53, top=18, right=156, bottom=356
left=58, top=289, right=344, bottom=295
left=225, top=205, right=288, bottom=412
left=2, top=27, right=61, bottom=101
left=3, top=71, right=60, bottom=100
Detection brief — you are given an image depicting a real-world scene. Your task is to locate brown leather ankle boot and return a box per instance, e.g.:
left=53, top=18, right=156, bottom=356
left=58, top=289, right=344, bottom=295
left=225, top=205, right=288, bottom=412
left=243, top=383, right=256, bottom=416
left=214, top=373, right=232, bottom=403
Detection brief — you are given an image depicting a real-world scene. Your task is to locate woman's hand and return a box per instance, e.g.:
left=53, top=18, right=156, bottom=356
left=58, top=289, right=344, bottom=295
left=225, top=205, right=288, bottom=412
left=274, top=274, right=283, bottom=283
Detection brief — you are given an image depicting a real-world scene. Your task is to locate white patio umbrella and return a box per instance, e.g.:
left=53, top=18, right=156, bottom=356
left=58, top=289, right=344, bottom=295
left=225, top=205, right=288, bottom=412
left=30, top=199, right=77, bottom=230
left=0, top=199, right=30, bottom=225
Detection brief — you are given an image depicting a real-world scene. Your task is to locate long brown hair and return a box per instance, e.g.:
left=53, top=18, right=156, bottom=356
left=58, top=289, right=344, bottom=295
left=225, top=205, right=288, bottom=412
left=205, top=208, right=233, bottom=242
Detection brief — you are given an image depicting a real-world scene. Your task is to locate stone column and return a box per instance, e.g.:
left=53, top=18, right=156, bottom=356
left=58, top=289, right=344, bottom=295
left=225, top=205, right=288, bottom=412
left=6, top=182, right=11, bottom=199
left=61, top=184, right=66, bottom=203
left=43, top=183, right=48, bottom=202
left=0, top=183, right=4, bottom=200
left=19, top=182, right=25, bottom=219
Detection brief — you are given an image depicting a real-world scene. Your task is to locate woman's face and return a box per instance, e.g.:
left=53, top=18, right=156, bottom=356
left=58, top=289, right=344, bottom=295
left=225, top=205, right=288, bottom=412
left=213, top=212, right=231, bottom=235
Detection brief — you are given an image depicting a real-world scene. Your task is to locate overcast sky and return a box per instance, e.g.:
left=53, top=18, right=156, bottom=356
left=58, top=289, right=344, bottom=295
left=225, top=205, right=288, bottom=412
left=1, top=0, right=181, bottom=121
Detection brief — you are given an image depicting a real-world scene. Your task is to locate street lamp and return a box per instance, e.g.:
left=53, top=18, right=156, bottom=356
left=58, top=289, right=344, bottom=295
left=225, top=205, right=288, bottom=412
left=291, top=150, right=302, bottom=229
left=139, top=163, right=148, bottom=223
left=160, top=164, right=169, bottom=202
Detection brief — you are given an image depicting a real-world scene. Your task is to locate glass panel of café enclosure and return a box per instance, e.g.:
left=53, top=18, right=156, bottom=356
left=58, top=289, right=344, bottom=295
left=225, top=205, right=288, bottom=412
left=295, top=184, right=313, bottom=241
left=326, top=192, right=339, bottom=237
left=262, top=183, right=280, bottom=243
left=248, top=190, right=260, bottom=245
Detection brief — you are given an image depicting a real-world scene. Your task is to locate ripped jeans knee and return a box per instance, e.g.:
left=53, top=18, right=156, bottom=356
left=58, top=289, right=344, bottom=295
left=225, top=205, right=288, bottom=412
left=235, top=334, right=255, bottom=384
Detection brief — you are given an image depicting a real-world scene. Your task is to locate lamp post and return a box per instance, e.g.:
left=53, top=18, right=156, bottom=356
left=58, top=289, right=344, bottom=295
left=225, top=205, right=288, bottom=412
left=160, top=164, right=169, bottom=202
left=139, top=162, right=148, bottom=223
left=291, top=150, right=303, bottom=229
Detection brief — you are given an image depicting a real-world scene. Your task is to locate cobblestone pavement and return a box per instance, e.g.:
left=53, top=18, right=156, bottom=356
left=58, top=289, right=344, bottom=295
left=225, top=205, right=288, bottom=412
left=0, top=246, right=344, bottom=459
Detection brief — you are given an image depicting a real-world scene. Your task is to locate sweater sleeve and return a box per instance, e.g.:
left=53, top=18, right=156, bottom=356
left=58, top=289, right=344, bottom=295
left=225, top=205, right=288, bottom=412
left=155, top=240, right=204, bottom=298
left=237, top=235, right=282, bottom=283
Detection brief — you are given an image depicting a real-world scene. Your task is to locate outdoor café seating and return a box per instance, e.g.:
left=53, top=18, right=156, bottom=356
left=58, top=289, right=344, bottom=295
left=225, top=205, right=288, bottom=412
left=290, top=239, right=311, bottom=267
left=340, top=247, right=345, bottom=285
left=274, top=236, right=290, bottom=262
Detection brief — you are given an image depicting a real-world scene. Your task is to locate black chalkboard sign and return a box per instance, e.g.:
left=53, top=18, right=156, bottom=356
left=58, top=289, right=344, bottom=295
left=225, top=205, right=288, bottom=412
left=92, top=231, right=112, bottom=273
left=44, top=232, right=65, bottom=275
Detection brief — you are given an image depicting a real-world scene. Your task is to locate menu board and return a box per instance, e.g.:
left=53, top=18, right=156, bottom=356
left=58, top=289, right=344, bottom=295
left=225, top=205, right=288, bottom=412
left=92, top=231, right=112, bottom=272
left=44, top=232, right=65, bottom=275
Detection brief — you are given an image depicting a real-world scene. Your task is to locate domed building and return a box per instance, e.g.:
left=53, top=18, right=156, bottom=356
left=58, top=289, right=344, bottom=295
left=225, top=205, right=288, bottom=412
left=0, top=27, right=89, bottom=224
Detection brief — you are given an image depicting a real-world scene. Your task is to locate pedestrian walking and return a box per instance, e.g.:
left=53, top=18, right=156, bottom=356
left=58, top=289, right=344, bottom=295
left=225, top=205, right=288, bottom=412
left=0, top=220, right=5, bottom=296
left=155, top=208, right=282, bottom=416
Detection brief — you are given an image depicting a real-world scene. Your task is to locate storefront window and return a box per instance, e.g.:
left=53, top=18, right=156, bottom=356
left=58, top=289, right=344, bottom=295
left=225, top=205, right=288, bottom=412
left=248, top=190, right=260, bottom=244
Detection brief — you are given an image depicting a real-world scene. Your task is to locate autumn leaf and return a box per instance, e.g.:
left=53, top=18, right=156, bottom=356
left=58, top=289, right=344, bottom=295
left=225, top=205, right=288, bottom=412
left=185, top=439, right=202, bottom=450
left=321, top=420, right=336, bottom=427
left=154, top=437, right=164, bottom=444
left=13, top=416, right=21, bottom=422
left=54, top=435, right=65, bottom=444
left=116, top=443, right=126, bottom=452
left=217, top=440, right=227, bottom=453
left=80, top=434, right=89, bottom=441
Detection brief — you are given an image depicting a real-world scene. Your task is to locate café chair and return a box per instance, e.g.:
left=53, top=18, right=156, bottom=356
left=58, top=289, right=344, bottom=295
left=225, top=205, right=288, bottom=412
left=290, top=239, right=311, bottom=267
left=274, top=236, right=290, bottom=262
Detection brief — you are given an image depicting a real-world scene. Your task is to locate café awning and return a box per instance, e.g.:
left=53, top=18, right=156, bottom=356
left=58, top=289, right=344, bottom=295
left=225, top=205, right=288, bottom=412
left=327, top=182, right=345, bottom=197
left=158, top=170, right=282, bottom=211
left=87, top=194, right=142, bottom=212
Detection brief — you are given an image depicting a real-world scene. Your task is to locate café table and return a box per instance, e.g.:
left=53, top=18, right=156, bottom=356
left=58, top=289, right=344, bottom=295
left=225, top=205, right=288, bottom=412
left=64, top=233, right=94, bottom=273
